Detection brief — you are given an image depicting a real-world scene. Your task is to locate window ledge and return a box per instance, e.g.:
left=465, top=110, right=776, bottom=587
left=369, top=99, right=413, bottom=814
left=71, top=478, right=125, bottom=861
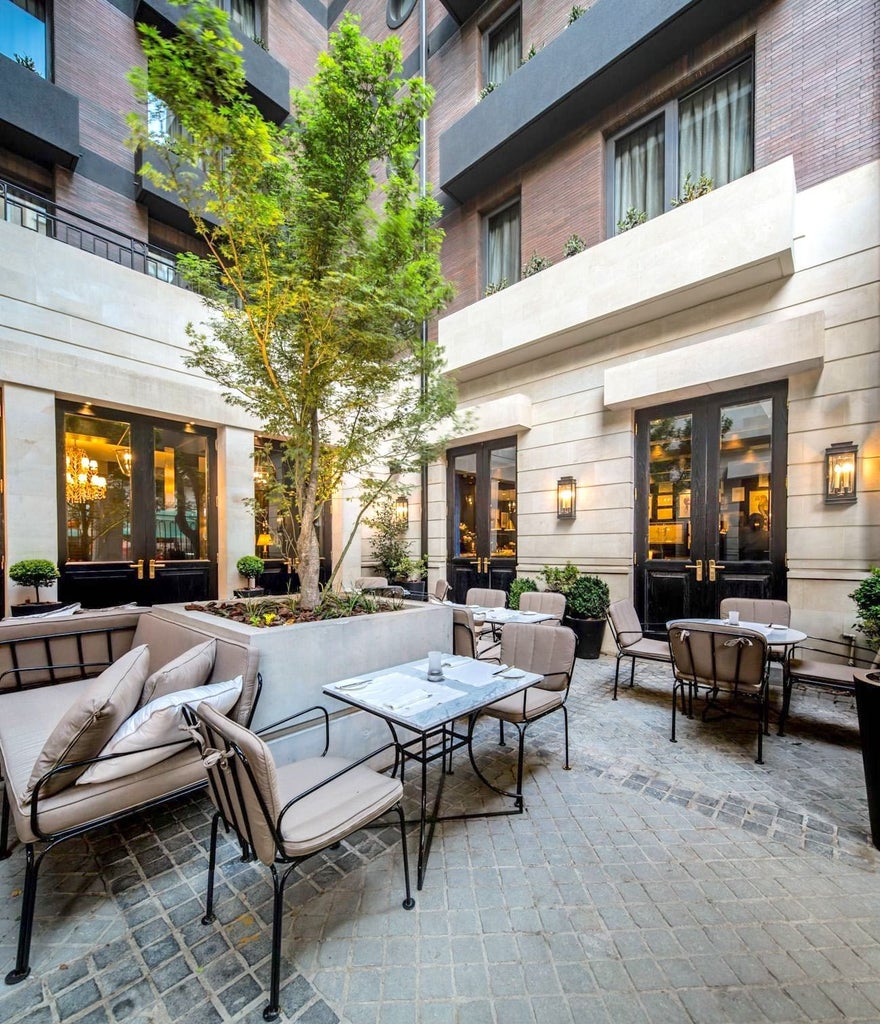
left=438, top=158, right=796, bottom=382
left=0, top=56, right=79, bottom=170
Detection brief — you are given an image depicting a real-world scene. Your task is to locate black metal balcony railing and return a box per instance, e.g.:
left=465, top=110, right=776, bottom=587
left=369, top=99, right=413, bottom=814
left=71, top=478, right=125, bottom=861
left=0, top=178, right=192, bottom=291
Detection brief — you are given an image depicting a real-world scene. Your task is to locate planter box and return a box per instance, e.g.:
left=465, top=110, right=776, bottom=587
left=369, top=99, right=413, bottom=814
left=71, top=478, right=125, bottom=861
left=151, top=601, right=451, bottom=763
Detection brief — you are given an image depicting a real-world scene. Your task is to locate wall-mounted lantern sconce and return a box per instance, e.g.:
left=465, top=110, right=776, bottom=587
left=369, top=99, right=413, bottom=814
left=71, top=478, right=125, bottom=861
left=395, top=495, right=409, bottom=525
left=825, top=442, right=858, bottom=504
left=557, top=476, right=577, bottom=519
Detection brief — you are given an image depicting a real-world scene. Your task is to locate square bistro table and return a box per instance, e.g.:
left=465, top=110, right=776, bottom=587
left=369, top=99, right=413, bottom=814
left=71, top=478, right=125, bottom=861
left=452, top=604, right=555, bottom=626
left=323, top=654, right=543, bottom=889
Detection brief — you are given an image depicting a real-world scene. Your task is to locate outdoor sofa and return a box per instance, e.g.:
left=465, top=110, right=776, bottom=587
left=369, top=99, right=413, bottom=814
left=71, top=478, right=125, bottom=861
left=0, top=606, right=261, bottom=983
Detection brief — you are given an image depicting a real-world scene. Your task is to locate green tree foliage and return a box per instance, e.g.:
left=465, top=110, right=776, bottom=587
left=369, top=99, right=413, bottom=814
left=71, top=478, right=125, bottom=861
left=128, top=3, right=460, bottom=609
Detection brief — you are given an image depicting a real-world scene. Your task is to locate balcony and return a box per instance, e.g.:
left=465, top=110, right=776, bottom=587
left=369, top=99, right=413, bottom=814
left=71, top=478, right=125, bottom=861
left=0, top=55, right=79, bottom=170
left=134, top=0, right=290, bottom=123
left=439, top=0, right=763, bottom=203
left=438, top=158, right=797, bottom=382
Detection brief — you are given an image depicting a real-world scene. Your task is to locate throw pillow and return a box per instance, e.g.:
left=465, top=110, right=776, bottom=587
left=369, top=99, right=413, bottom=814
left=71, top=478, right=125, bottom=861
left=137, top=638, right=217, bottom=708
left=25, top=644, right=150, bottom=802
left=77, top=675, right=243, bottom=786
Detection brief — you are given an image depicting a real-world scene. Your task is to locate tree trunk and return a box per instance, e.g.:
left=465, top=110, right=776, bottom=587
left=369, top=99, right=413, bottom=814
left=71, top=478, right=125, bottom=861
left=298, top=410, right=322, bottom=611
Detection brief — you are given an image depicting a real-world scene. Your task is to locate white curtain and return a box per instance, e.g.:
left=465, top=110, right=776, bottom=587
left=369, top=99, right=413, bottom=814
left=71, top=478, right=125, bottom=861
left=230, top=0, right=256, bottom=37
left=487, top=12, right=521, bottom=86
left=614, top=116, right=665, bottom=229
left=487, top=203, right=521, bottom=289
left=679, top=62, right=753, bottom=189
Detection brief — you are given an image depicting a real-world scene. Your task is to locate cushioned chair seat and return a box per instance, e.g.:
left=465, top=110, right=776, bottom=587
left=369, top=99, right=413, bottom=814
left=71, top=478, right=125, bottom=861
left=483, top=686, right=564, bottom=722
left=275, top=757, right=403, bottom=857
left=607, top=599, right=672, bottom=699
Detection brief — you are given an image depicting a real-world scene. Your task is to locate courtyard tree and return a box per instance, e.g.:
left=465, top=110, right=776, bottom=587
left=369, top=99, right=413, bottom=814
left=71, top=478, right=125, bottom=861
left=127, top=1, right=459, bottom=609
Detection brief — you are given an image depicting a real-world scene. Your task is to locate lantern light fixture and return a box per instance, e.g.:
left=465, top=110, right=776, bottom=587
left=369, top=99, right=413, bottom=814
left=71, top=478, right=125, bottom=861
left=394, top=495, right=409, bottom=525
left=824, top=442, right=858, bottom=504
left=557, top=476, right=577, bottom=519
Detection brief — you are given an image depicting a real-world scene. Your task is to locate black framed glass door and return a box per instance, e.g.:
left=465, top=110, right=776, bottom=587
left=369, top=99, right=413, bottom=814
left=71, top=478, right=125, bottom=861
left=58, top=404, right=217, bottom=606
left=447, top=438, right=517, bottom=603
left=635, top=381, right=788, bottom=634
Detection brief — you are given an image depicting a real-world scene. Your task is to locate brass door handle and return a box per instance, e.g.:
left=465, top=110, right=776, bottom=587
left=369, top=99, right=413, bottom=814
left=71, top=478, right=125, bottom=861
left=148, top=559, right=166, bottom=580
left=129, top=559, right=144, bottom=581
left=685, top=560, right=703, bottom=582
left=708, top=559, right=726, bottom=582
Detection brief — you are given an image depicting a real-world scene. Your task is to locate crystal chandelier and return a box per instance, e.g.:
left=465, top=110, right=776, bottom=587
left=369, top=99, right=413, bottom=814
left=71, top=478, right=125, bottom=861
left=66, top=447, right=107, bottom=504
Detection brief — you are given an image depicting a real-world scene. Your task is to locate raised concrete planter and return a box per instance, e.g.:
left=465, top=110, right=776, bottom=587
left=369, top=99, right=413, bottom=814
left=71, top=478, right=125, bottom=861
left=151, top=601, right=451, bottom=763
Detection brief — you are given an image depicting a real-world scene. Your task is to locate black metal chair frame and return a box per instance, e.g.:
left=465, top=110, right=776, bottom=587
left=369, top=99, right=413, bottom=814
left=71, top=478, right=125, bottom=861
left=186, top=704, right=414, bottom=1022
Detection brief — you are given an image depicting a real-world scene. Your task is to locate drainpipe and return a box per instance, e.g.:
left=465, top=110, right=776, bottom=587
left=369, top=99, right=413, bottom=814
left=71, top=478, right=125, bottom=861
left=419, top=0, right=429, bottom=570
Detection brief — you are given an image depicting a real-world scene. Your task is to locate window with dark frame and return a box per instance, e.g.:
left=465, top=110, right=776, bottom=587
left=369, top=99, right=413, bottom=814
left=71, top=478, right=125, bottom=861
left=483, top=6, right=521, bottom=91
left=1, top=0, right=50, bottom=79
left=484, top=198, right=521, bottom=293
left=609, top=57, right=754, bottom=235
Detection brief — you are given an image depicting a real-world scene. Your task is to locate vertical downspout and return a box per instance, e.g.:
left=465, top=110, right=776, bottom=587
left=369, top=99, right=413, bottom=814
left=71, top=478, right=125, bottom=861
left=419, top=0, right=429, bottom=570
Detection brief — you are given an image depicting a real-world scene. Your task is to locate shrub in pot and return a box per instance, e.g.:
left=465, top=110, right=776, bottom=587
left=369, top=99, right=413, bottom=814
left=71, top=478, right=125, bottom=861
left=563, top=574, right=610, bottom=659
left=508, top=576, right=538, bottom=610
left=392, top=555, right=428, bottom=598
left=851, top=567, right=880, bottom=649
left=8, top=558, right=62, bottom=616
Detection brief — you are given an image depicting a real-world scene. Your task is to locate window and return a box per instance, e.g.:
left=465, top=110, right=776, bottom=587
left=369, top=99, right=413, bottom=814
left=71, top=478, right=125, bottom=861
left=485, top=199, right=520, bottom=292
left=1, top=0, right=49, bottom=78
left=146, top=248, right=177, bottom=285
left=610, top=59, right=753, bottom=234
left=1, top=181, right=51, bottom=234
left=483, top=7, right=521, bottom=91
left=225, top=0, right=259, bottom=41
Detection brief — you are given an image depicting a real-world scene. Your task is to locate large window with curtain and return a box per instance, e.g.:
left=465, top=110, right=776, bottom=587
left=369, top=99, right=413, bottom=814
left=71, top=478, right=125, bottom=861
left=0, top=0, right=50, bottom=78
left=483, top=7, right=521, bottom=90
left=485, top=199, right=520, bottom=293
left=610, top=58, right=753, bottom=234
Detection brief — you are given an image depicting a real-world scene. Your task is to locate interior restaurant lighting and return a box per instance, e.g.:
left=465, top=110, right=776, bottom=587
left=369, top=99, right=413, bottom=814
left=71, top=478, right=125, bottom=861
left=256, top=533, right=273, bottom=556
left=395, top=495, right=409, bottom=524
left=557, top=476, right=577, bottom=519
left=825, top=441, right=858, bottom=504
left=65, top=447, right=107, bottom=504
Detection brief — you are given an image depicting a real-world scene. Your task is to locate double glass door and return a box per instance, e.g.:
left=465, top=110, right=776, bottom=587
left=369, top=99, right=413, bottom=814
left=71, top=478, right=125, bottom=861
left=635, top=382, right=788, bottom=633
left=58, top=404, right=216, bottom=606
left=447, top=438, right=517, bottom=603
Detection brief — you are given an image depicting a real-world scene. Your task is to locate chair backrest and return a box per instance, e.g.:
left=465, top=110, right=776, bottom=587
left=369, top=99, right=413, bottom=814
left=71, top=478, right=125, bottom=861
left=499, top=623, right=577, bottom=692
left=430, top=579, right=451, bottom=603
left=192, top=702, right=282, bottom=867
left=452, top=607, right=477, bottom=658
left=465, top=587, right=506, bottom=608
left=607, top=599, right=644, bottom=650
left=355, top=576, right=387, bottom=590
left=719, top=598, right=791, bottom=626
left=667, top=621, right=768, bottom=689
left=519, top=591, right=566, bottom=625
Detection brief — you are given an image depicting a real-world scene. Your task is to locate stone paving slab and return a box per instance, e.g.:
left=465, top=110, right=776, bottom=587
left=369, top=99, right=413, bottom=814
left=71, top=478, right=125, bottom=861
left=0, top=654, right=877, bottom=1023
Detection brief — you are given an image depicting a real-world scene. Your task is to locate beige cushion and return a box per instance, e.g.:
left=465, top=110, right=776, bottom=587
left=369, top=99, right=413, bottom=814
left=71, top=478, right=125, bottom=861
left=77, top=675, right=243, bottom=785
left=24, top=644, right=150, bottom=801
left=138, top=638, right=217, bottom=708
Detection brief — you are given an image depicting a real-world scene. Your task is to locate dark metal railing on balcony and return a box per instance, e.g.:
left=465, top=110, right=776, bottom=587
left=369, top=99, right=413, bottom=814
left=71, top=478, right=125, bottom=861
left=0, top=178, right=191, bottom=291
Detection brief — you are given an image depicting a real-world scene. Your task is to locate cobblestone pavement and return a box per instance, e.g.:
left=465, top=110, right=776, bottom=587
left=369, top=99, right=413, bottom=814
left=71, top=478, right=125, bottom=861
left=1, top=655, right=878, bottom=1023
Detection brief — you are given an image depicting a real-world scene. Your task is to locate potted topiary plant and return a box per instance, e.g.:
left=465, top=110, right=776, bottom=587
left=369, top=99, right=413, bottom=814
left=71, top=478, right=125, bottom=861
left=563, top=574, right=611, bottom=659
left=508, top=576, right=538, bottom=610
left=8, top=558, right=63, bottom=616
left=235, top=554, right=265, bottom=598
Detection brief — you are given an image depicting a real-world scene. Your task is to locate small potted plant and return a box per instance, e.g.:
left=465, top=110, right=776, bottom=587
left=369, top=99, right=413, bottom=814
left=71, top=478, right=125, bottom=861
left=508, top=576, right=538, bottom=610
left=235, top=555, right=265, bottom=598
left=392, top=555, right=428, bottom=599
left=8, top=558, right=63, bottom=616
left=563, top=574, right=611, bottom=659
